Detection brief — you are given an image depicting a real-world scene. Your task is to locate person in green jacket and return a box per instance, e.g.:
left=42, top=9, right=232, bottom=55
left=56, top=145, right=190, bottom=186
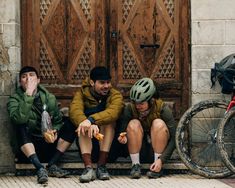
left=7, top=66, right=75, bottom=184
left=117, top=77, right=176, bottom=179
left=69, top=66, right=124, bottom=183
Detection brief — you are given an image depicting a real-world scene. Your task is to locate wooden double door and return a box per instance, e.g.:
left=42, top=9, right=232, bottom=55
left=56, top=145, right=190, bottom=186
left=21, top=0, right=190, bottom=119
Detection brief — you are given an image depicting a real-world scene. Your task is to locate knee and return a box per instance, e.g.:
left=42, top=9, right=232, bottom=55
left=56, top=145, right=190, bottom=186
left=101, top=123, right=115, bottom=133
left=151, top=119, right=169, bottom=134
left=127, top=119, right=142, bottom=133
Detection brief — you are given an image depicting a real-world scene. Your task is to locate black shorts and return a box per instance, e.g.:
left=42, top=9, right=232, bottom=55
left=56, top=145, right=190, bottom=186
left=15, top=117, right=77, bottom=162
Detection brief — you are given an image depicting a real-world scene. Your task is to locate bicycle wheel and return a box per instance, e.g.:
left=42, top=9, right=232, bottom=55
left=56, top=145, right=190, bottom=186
left=217, top=108, right=235, bottom=172
left=176, top=99, right=232, bottom=178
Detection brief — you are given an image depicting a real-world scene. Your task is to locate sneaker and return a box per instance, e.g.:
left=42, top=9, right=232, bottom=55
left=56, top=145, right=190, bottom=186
left=47, top=164, right=69, bottom=178
left=37, top=168, right=48, bottom=184
left=79, top=167, right=96, bottom=183
left=130, top=164, right=141, bottom=179
left=96, top=165, right=110, bottom=180
left=146, top=170, right=163, bottom=178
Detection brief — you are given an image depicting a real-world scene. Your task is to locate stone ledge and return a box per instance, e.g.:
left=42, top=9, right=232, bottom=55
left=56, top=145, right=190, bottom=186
left=16, top=161, right=187, bottom=170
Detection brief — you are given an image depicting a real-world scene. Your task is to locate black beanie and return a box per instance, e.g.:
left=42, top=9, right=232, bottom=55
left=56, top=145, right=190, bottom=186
left=19, top=66, right=39, bottom=78
left=90, top=66, right=111, bottom=81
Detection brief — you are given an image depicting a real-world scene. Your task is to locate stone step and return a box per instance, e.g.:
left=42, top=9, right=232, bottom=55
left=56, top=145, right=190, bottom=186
left=16, top=161, right=187, bottom=170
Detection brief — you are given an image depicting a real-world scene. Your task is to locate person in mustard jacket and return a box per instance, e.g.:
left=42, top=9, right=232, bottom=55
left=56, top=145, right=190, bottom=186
left=7, top=66, right=75, bottom=184
left=117, top=78, right=176, bottom=179
left=69, top=66, right=124, bottom=183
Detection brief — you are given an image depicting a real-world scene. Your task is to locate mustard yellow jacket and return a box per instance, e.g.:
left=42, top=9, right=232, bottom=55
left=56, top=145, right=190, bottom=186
left=69, top=78, right=124, bottom=127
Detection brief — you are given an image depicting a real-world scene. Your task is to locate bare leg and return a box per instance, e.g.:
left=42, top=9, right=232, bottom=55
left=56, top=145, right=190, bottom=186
left=79, top=133, right=93, bottom=168
left=151, top=119, right=169, bottom=154
left=56, top=138, right=72, bottom=152
left=127, top=119, right=143, bottom=154
left=127, top=119, right=143, bottom=178
left=21, top=143, right=44, bottom=171
left=150, top=119, right=169, bottom=172
left=21, top=143, right=36, bottom=157
left=79, top=133, right=92, bottom=154
left=99, top=123, right=115, bottom=152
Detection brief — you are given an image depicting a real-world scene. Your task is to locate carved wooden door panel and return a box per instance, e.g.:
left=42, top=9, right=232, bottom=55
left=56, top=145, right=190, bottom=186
left=109, top=0, right=190, bottom=118
left=21, top=0, right=106, bottom=106
left=22, top=0, right=190, bottom=117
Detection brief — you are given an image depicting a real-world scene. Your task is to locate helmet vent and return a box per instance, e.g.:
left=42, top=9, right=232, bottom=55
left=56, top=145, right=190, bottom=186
left=144, top=85, right=150, bottom=93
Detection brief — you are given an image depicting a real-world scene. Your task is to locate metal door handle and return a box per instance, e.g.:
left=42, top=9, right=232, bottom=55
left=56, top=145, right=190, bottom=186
left=140, top=44, right=160, bottom=49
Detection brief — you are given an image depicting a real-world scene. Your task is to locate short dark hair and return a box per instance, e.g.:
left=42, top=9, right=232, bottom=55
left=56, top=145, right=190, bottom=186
left=90, top=66, right=111, bottom=81
left=19, top=66, right=39, bottom=78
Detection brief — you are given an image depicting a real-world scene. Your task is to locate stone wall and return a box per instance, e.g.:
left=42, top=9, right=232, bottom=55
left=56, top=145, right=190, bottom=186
left=191, top=0, right=235, bottom=104
left=0, top=0, right=20, bottom=173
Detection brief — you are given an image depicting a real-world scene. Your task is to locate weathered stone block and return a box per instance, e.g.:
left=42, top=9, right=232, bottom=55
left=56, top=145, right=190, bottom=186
left=7, top=47, right=21, bottom=70
left=191, top=93, right=230, bottom=106
left=191, top=70, right=220, bottom=94
left=192, top=21, right=224, bottom=45
left=191, top=0, right=235, bottom=20
left=2, top=24, right=20, bottom=48
left=191, top=46, right=225, bottom=69
left=225, top=21, right=235, bottom=44
left=0, top=96, right=10, bottom=120
left=0, top=120, right=15, bottom=173
left=0, top=0, right=19, bottom=23
left=0, top=71, right=13, bottom=95
left=0, top=24, right=3, bottom=34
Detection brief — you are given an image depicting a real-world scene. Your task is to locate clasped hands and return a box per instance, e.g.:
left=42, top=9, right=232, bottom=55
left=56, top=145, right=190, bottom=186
left=76, top=119, right=99, bottom=138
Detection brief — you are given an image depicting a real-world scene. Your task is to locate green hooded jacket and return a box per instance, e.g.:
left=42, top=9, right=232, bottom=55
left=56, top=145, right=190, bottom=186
left=7, top=85, right=63, bottom=136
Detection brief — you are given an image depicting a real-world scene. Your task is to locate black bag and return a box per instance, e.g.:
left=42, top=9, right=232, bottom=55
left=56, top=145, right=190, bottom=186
left=211, top=54, right=235, bottom=94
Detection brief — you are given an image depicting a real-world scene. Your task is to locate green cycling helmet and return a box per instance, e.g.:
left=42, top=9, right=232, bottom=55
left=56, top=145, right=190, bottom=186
left=130, top=77, right=156, bottom=103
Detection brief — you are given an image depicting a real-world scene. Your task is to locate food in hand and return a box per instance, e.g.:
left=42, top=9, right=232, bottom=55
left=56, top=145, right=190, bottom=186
left=94, top=133, right=104, bottom=141
left=43, top=131, right=54, bottom=143
left=119, top=132, right=127, bottom=137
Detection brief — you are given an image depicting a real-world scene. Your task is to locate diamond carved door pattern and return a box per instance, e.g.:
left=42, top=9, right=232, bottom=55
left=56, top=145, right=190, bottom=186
left=22, top=0, right=189, bottom=116
left=39, top=0, right=104, bottom=84
left=109, top=0, right=189, bottom=118
left=22, top=0, right=106, bottom=106
left=22, top=0, right=106, bottom=85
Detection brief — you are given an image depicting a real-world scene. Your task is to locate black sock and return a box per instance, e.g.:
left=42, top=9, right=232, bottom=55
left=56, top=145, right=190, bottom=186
left=48, top=149, right=64, bottom=167
left=28, top=153, right=44, bottom=170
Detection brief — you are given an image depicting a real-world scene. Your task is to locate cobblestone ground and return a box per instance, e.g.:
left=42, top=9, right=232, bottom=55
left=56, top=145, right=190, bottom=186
left=0, top=174, right=233, bottom=188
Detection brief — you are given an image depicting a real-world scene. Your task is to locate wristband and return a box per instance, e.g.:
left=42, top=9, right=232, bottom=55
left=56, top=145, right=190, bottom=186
left=88, top=117, right=95, bottom=124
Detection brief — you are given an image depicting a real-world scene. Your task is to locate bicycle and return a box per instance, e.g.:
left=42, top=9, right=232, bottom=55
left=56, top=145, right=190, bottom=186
left=175, top=62, right=235, bottom=178
left=217, top=93, right=235, bottom=173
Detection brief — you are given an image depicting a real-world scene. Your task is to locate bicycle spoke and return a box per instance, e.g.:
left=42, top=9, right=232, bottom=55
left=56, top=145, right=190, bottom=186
left=176, top=99, right=231, bottom=178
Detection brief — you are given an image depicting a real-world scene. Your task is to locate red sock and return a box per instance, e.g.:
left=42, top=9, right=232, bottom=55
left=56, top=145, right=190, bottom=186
left=82, top=153, right=92, bottom=167
left=97, top=151, right=109, bottom=166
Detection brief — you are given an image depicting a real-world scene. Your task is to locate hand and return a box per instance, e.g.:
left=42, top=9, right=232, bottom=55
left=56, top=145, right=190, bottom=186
left=118, top=135, right=127, bottom=144
left=43, top=130, right=57, bottom=143
left=25, top=76, right=38, bottom=96
left=87, top=125, right=99, bottom=138
left=76, top=119, right=92, bottom=136
left=150, top=158, right=162, bottom=172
